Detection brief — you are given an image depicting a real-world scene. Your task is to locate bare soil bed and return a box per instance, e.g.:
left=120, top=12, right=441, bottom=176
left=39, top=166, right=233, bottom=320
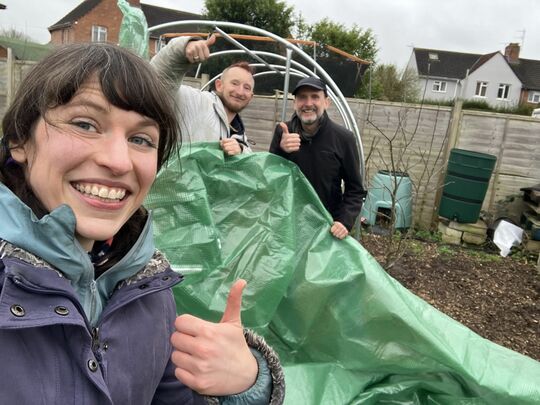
left=360, top=233, right=540, bottom=362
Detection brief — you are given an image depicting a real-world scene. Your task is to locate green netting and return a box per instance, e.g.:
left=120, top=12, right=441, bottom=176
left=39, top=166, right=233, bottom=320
left=145, top=143, right=540, bottom=404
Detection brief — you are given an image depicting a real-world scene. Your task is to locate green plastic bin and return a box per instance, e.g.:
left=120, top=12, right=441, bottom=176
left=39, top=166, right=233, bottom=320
left=439, top=148, right=497, bottom=223
left=361, top=170, right=412, bottom=229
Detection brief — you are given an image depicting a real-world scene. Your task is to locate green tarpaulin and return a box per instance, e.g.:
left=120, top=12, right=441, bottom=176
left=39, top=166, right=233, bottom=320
left=146, top=143, right=540, bottom=404
left=117, top=0, right=149, bottom=59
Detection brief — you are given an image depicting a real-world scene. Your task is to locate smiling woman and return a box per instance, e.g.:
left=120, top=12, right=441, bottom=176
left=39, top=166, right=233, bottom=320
left=0, top=43, right=283, bottom=404
left=9, top=79, right=161, bottom=251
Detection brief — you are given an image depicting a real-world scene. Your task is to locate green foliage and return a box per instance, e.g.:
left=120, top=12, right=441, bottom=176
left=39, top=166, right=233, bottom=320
left=438, top=245, right=457, bottom=256
left=407, top=240, right=425, bottom=255
left=0, top=28, right=32, bottom=41
left=358, top=64, right=419, bottom=101
left=300, top=18, right=377, bottom=62
left=466, top=249, right=502, bottom=263
left=461, top=100, right=534, bottom=116
left=414, top=229, right=442, bottom=243
left=420, top=99, right=455, bottom=107
left=203, top=0, right=295, bottom=37
left=420, top=99, right=535, bottom=117
left=462, top=100, right=492, bottom=111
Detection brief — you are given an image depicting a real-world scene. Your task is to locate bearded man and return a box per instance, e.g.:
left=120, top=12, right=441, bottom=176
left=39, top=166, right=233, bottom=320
left=269, top=77, right=366, bottom=239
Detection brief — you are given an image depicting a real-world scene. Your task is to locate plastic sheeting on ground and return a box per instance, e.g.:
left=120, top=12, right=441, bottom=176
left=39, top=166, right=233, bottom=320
left=145, top=143, right=540, bottom=404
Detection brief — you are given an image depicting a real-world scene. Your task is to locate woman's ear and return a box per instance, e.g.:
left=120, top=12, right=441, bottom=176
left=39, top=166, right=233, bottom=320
left=9, top=143, right=28, bottom=164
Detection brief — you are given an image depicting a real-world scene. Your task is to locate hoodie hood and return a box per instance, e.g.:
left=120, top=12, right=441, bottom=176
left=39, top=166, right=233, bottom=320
left=0, top=182, right=155, bottom=325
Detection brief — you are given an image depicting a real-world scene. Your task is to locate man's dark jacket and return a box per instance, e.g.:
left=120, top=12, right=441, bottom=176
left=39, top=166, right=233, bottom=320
left=269, top=112, right=366, bottom=230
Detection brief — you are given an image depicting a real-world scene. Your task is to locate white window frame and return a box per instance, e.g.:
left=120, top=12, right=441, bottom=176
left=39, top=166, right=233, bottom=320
left=428, top=52, right=439, bottom=61
left=497, top=83, right=510, bottom=100
left=91, top=25, right=107, bottom=42
left=527, top=91, right=540, bottom=103
left=432, top=80, right=447, bottom=93
left=475, top=81, right=488, bottom=98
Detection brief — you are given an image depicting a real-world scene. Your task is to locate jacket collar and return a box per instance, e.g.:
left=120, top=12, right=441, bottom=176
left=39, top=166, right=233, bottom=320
left=0, top=182, right=155, bottom=325
left=290, top=111, right=329, bottom=141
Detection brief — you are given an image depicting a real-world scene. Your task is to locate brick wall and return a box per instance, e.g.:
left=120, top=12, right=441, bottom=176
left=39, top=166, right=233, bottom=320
left=72, top=0, right=124, bottom=44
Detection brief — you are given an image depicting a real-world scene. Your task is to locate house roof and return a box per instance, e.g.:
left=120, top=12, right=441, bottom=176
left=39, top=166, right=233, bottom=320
left=48, top=0, right=203, bottom=36
left=0, top=36, right=53, bottom=61
left=413, top=47, right=540, bottom=90
left=48, top=0, right=100, bottom=30
left=141, top=3, right=203, bottom=37
left=414, top=48, right=482, bottom=80
left=509, top=58, right=540, bottom=90
left=468, top=51, right=498, bottom=74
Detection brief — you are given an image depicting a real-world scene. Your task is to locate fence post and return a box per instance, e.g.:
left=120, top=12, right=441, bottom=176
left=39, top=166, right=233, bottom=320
left=485, top=116, right=508, bottom=215
left=6, top=47, right=14, bottom=105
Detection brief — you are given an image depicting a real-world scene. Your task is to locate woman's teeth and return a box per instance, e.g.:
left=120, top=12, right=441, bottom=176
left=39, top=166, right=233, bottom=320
left=74, top=183, right=126, bottom=201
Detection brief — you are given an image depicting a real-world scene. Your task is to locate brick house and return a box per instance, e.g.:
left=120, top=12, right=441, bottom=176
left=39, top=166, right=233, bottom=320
left=48, top=0, right=202, bottom=57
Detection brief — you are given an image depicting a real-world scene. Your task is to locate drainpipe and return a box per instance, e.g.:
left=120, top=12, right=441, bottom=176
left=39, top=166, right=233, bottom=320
left=459, top=68, right=470, bottom=100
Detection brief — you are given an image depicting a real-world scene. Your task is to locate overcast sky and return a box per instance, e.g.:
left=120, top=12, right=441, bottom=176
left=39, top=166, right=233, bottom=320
left=1, top=0, right=539, bottom=68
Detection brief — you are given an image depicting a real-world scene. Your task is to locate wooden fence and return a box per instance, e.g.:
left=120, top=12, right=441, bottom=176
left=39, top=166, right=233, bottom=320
left=243, top=95, right=540, bottom=230
left=2, top=60, right=539, bottom=230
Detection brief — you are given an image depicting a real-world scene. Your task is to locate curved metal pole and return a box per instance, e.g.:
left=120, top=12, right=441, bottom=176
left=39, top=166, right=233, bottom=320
left=254, top=69, right=350, bottom=126
left=149, top=20, right=364, bottom=177
left=281, top=48, right=293, bottom=122
left=200, top=49, right=352, bottom=130
left=212, top=26, right=280, bottom=74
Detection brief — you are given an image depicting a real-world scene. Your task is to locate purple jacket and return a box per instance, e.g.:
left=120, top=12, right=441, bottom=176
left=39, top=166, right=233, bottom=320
left=0, top=183, right=284, bottom=404
left=0, top=250, right=206, bottom=404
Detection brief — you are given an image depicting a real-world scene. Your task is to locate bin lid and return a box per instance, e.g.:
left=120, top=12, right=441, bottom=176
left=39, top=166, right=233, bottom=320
left=378, top=170, right=409, bottom=177
left=450, top=148, right=497, bottom=161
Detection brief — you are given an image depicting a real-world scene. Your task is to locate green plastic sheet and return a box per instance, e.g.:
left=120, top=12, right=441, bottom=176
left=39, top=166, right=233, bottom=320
left=117, top=0, right=149, bottom=59
left=146, top=143, right=540, bottom=404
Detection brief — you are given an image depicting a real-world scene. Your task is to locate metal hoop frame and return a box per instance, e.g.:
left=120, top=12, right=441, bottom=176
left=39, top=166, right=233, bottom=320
left=149, top=20, right=365, bottom=177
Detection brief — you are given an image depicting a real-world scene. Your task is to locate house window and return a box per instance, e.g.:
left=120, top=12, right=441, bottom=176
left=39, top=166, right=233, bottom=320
left=475, top=81, right=488, bottom=97
left=528, top=92, right=540, bottom=103
left=497, top=84, right=510, bottom=100
left=428, top=52, right=439, bottom=61
left=432, top=81, right=447, bottom=93
left=92, top=25, right=107, bottom=42
left=62, top=29, right=69, bottom=44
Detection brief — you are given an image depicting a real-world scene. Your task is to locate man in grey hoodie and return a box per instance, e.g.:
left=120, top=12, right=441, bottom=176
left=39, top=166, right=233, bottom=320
left=151, top=35, right=255, bottom=155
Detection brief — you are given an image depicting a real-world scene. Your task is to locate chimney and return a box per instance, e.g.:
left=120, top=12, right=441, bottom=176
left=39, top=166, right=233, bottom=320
left=504, top=43, right=520, bottom=63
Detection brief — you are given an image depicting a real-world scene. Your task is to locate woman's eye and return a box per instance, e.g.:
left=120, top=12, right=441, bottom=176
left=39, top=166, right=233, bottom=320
left=129, top=135, right=156, bottom=148
left=72, top=120, right=97, bottom=132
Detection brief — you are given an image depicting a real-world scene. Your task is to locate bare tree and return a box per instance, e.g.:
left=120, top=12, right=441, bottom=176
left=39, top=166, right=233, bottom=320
left=361, top=81, right=450, bottom=268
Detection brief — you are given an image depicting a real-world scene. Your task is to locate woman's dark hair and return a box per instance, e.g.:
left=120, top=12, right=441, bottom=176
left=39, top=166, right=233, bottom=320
left=0, top=43, right=180, bottom=270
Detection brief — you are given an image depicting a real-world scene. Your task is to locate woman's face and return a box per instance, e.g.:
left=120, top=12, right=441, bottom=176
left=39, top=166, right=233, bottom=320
left=11, top=78, right=160, bottom=251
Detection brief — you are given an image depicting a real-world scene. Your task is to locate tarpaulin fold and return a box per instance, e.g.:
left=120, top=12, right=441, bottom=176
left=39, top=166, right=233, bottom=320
left=146, top=143, right=540, bottom=404
left=117, top=0, right=149, bottom=59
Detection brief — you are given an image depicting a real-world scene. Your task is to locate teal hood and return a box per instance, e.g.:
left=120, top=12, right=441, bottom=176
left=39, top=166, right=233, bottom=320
left=0, top=183, right=155, bottom=326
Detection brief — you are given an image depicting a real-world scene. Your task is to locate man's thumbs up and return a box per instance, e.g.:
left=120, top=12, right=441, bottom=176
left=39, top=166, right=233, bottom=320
left=185, top=33, right=215, bottom=63
left=279, top=122, right=301, bottom=153
left=170, top=280, right=257, bottom=395
left=206, top=33, right=217, bottom=47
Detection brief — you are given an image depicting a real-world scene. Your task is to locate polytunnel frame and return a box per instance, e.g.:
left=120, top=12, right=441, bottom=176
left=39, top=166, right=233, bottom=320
left=149, top=20, right=365, bottom=178
left=198, top=50, right=350, bottom=124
